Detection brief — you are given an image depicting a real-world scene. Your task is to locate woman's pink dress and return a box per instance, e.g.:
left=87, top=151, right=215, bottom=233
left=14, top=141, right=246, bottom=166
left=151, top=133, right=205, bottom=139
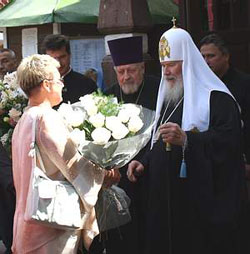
left=11, top=105, right=104, bottom=253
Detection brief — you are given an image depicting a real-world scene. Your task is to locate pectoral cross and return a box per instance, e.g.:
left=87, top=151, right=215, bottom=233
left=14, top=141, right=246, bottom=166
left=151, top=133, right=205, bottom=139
left=172, top=17, right=177, bottom=28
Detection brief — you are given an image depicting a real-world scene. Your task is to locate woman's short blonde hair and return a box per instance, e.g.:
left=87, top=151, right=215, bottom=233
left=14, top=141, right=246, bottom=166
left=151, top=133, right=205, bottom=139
left=17, top=54, right=60, bottom=96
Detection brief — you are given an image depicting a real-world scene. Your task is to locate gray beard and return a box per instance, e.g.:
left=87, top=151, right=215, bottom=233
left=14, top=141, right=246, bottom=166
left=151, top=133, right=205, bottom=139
left=164, top=78, right=184, bottom=106
left=121, top=82, right=141, bottom=94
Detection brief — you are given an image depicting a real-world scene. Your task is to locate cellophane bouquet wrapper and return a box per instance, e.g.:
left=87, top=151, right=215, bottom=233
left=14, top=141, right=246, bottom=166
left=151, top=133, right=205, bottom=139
left=59, top=94, right=155, bottom=233
left=74, top=102, right=155, bottom=232
left=71, top=102, right=155, bottom=169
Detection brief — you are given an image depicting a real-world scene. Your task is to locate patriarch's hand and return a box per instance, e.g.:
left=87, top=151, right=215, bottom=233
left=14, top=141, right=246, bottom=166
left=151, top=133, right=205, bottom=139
left=127, top=160, right=144, bottom=182
left=159, top=122, right=186, bottom=146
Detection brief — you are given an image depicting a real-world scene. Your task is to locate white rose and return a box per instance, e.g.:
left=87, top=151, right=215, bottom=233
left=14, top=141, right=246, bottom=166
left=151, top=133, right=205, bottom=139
left=80, top=94, right=95, bottom=109
left=91, top=127, right=111, bottom=145
left=58, top=103, right=74, bottom=119
left=105, top=116, right=122, bottom=131
left=89, top=113, right=105, bottom=128
left=122, top=104, right=141, bottom=117
left=112, top=123, right=129, bottom=140
left=128, top=115, right=143, bottom=133
left=8, top=108, right=22, bottom=122
left=69, top=129, right=86, bottom=146
left=86, top=104, right=98, bottom=116
left=70, top=110, right=86, bottom=127
left=58, top=103, right=85, bottom=127
left=117, top=109, right=130, bottom=123
left=80, top=94, right=98, bottom=116
left=3, top=72, right=18, bottom=89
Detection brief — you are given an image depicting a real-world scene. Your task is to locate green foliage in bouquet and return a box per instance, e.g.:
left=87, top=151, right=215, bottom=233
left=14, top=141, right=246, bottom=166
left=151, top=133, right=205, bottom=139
left=93, top=90, right=121, bottom=117
left=80, top=121, right=95, bottom=141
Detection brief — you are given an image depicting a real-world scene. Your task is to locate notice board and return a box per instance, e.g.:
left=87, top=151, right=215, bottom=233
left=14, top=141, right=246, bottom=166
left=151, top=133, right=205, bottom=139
left=70, top=38, right=106, bottom=90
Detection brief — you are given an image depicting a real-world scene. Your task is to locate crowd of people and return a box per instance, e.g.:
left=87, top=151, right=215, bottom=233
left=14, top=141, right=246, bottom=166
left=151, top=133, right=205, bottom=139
left=0, top=23, right=250, bottom=254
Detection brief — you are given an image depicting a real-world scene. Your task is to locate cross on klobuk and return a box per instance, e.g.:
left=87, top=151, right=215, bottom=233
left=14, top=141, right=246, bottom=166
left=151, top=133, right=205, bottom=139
left=172, top=17, right=177, bottom=28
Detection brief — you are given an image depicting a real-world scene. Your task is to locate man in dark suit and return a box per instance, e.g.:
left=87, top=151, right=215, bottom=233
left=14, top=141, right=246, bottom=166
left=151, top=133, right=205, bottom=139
left=42, top=34, right=97, bottom=104
left=0, top=143, right=15, bottom=254
left=200, top=33, right=250, bottom=175
left=200, top=33, right=250, bottom=254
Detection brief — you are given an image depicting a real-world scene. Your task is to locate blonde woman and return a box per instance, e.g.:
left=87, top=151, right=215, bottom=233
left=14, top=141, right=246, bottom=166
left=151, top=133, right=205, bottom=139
left=11, top=54, right=120, bottom=254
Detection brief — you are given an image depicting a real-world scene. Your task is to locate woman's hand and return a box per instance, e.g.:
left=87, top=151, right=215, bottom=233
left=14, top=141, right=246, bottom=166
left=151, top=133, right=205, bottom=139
left=103, top=167, right=121, bottom=188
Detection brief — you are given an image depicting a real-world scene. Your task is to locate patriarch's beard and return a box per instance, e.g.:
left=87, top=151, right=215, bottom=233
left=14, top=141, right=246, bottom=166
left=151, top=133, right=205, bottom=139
left=164, top=76, right=184, bottom=105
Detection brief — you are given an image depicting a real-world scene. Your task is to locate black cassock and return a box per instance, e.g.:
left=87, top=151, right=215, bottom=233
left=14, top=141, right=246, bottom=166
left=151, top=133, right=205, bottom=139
left=105, top=75, right=160, bottom=110
left=142, top=91, right=245, bottom=254
left=88, top=75, right=160, bottom=254
left=222, top=67, right=250, bottom=164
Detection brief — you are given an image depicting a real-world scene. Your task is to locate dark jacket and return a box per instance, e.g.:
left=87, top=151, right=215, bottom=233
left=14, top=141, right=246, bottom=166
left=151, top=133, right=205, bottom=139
left=222, top=67, right=250, bottom=163
left=62, top=69, right=97, bottom=104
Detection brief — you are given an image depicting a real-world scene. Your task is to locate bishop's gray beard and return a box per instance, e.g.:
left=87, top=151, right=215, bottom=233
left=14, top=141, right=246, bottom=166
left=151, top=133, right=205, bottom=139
left=121, top=82, right=141, bottom=94
left=164, top=78, right=184, bottom=106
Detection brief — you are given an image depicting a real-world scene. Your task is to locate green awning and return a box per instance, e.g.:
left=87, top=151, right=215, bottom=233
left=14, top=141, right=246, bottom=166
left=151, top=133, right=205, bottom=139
left=54, top=0, right=178, bottom=25
left=0, top=0, right=57, bottom=27
left=0, top=0, right=178, bottom=27
left=54, top=0, right=100, bottom=24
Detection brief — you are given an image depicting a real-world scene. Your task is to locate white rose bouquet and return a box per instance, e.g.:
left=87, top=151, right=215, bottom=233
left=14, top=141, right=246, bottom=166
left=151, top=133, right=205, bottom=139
left=0, top=72, right=28, bottom=154
left=58, top=90, right=155, bottom=169
left=58, top=90, right=155, bottom=232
